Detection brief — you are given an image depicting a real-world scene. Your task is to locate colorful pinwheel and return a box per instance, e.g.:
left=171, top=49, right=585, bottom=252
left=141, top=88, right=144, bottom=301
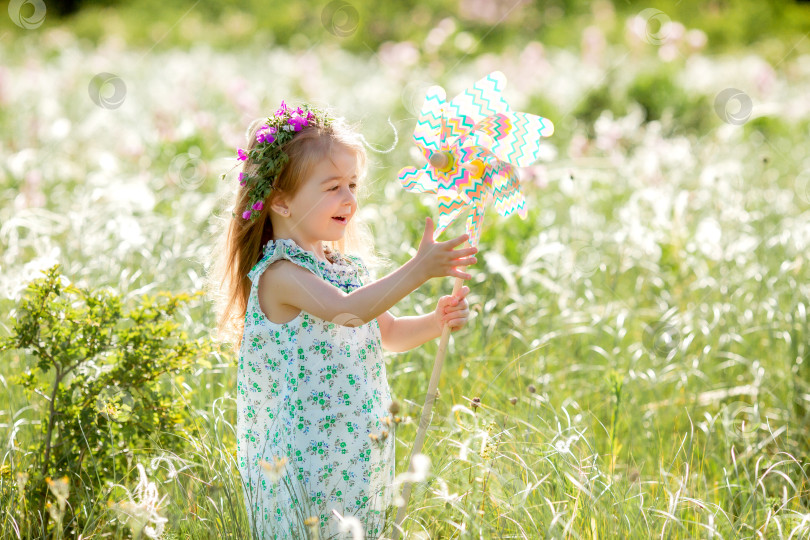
left=392, top=72, right=554, bottom=538
left=397, top=70, right=554, bottom=246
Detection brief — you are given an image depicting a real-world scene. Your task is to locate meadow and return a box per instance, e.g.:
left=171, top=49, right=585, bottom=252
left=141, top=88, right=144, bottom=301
left=2, top=1, right=810, bottom=538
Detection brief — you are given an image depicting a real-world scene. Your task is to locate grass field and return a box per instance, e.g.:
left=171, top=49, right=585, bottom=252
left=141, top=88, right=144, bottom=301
left=2, top=2, right=810, bottom=538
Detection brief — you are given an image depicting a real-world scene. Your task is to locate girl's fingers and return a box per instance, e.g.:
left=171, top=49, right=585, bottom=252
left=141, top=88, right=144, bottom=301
left=445, top=234, right=470, bottom=247
left=443, top=309, right=469, bottom=322
left=445, top=316, right=469, bottom=330
left=424, top=216, right=434, bottom=233
left=452, top=270, right=473, bottom=280
left=445, top=303, right=467, bottom=315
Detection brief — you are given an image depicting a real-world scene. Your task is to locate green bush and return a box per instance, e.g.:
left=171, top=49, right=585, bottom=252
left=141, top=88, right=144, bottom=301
left=0, top=265, right=212, bottom=538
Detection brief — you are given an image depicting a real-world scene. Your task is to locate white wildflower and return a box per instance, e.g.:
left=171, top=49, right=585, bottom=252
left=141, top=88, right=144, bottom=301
left=109, top=463, right=168, bottom=539
left=45, top=476, right=69, bottom=523
left=392, top=453, right=432, bottom=506
left=331, top=510, right=365, bottom=540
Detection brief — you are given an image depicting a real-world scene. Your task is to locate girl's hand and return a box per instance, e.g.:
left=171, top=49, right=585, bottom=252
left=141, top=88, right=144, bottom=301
left=415, top=217, right=478, bottom=281
left=434, top=285, right=471, bottom=334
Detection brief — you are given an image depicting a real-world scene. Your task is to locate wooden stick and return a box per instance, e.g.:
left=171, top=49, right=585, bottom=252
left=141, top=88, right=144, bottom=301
left=391, top=275, right=465, bottom=539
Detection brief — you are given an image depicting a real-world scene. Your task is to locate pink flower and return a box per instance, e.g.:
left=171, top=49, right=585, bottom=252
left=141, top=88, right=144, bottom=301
left=239, top=172, right=247, bottom=186
left=275, top=100, right=288, bottom=117
left=288, top=114, right=308, bottom=131
left=242, top=210, right=253, bottom=220
left=237, top=148, right=248, bottom=161
left=252, top=201, right=264, bottom=211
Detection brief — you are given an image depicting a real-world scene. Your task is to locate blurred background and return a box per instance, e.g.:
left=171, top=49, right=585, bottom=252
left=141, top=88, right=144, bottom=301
left=3, top=0, right=810, bottom=538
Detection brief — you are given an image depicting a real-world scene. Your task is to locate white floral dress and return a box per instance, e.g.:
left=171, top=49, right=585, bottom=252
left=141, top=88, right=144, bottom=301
left=237, top=238, right=395, bottom=539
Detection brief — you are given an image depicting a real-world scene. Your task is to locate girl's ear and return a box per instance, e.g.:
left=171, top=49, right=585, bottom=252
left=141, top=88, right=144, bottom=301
left=269, top=194, right=290, bottom=216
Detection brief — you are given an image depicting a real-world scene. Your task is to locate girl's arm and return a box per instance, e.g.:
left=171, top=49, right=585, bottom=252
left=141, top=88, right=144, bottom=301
left=262, top=221, right=478, bottom=327
left=378, top=286, right=472, bottom=352
left=377, top=311, right=440, bottom=353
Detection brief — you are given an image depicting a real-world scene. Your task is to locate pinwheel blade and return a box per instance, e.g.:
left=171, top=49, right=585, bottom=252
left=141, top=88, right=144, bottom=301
left=435, top=193, right=468, bottom=240
left=473, top=112, right=554, bottom=167
left=414, top=85, right=447, bottom=158
left=398, top=165, right=440, bottom=194
left=465, top=203, right=486, bottom=248
left=442, top=71, right=511, bottom=147
left=486, top=161, right=527, bottom=219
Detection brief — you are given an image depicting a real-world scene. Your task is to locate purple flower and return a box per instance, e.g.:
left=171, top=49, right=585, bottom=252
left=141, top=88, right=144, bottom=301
left=288, top=114, right=308, bottom=131
left=237, top=148, right=248, bottom=161
left=275, top=100, right=288, bottom=117
left=239, top=172, right=247, bottom=186
left=252, top=200, right=264, bottom=211
left=256, top=125, right=278, bottom=144
left=242, top=210, right=253, bottom=220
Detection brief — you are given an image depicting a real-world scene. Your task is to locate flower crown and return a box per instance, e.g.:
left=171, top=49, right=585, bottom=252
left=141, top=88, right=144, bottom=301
left=231, top=100, right=334, bottom=222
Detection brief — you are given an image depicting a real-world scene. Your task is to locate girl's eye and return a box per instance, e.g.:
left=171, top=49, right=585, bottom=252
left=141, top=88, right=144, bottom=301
left=330, top=184, right=358, bottom=191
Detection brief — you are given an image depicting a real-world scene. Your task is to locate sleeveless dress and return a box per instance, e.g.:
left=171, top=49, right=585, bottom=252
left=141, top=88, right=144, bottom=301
left=236, top=237, right=395, bottom=540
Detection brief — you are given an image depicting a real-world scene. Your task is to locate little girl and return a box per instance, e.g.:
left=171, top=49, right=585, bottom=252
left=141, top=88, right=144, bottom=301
left=212, top=101, right=478, bottom=539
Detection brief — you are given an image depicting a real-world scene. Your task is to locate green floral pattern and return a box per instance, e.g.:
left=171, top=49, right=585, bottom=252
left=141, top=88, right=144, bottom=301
left=237, top=238, right=394, bottom=539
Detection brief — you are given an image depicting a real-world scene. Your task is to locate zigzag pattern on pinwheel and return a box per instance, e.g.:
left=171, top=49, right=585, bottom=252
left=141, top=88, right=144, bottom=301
left=493, top=183, right=526, bottom=217
left=422, top=89, right=445, bottom=110
left=516, top=114, right=550, bottom=166
left=443, top=72, right=510, bottom=143
left=413, top=132, right=439, bottom=154
left=464, top=85, right=501, bottom=118
left=507, top=114, right=554, bottom=166
left=435, top=195, right=467, bottom=237
left=494, top=196, right=526, bottom=218
left=413, top=92, right=445, bottom=152
left=467, top=177, right=488, bottom=205
left=490, top=113, right=534, bottom=168
left=467, top=71, right=510, bottom=116
left=442, top=114, right=474, bottom=145
left=413, top=119, right=442, bottom=152
left=504, top=113, right=529, bottom=166
left=476, top=113, right=512, bottom=141
left=397, top=166, right=438, bottom=194
left=454, top=173, right=486, bottom=206
left=465, top=203, right=486, bottom=246
left=484, top=161, right=526, bottom=219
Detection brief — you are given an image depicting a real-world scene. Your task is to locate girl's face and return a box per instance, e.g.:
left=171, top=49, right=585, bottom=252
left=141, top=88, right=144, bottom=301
left=279, top=144, right=359, bottom=244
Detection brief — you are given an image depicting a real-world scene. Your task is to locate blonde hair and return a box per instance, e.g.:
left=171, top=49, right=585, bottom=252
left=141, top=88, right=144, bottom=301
left=206, top=111, right=384, bottom=349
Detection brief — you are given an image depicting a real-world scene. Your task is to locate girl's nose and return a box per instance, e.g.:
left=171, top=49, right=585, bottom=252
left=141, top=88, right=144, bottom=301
left=343, top=186, right=357, bottom=204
